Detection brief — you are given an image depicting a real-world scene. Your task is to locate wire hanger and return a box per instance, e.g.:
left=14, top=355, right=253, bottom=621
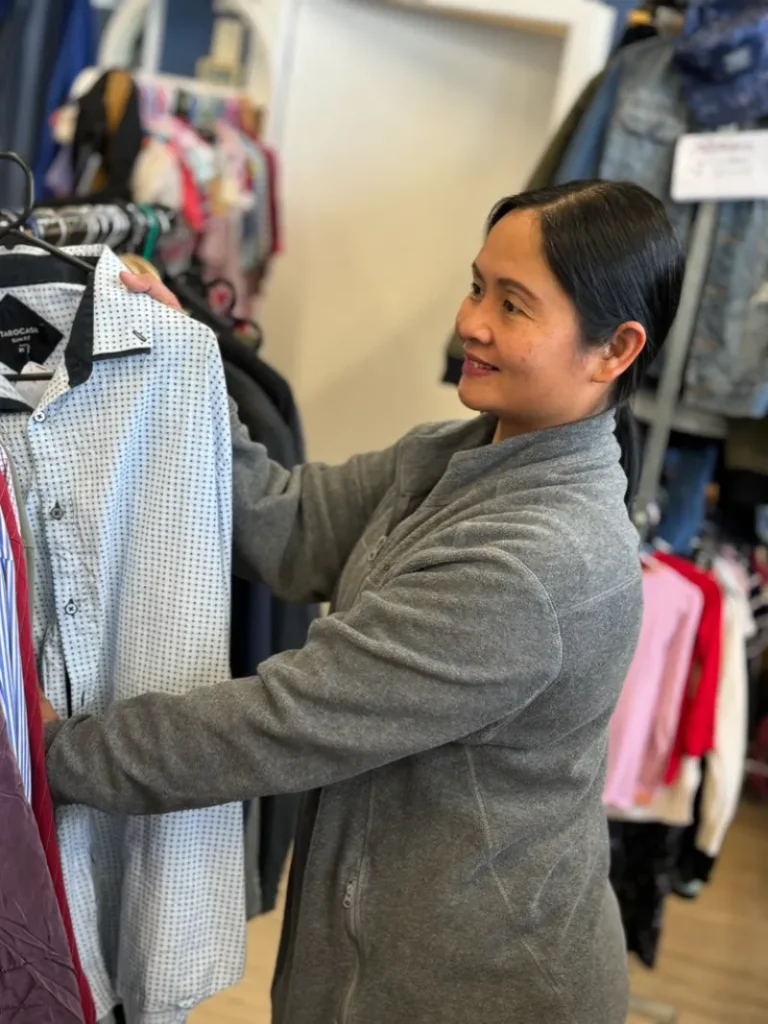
left=0, top=151, right=94, bottom=274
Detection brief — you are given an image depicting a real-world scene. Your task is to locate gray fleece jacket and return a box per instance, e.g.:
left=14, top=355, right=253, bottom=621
left=46, top=409, right=641, bottom=1024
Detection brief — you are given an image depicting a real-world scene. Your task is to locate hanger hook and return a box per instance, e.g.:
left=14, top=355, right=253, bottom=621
left=0, top=151, right=34, bottom=239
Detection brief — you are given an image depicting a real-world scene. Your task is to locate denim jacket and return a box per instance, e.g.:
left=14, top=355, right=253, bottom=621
left=556, top=37, right=768, bottom=417
left=685, top=197, right=768, bottom=416
left=597, top=39, right=696, bottom=247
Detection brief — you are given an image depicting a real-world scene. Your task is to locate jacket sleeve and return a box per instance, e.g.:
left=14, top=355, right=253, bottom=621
left=45, top=542, right=563, bottom=816
left=231, top=402, right=399, bottom=602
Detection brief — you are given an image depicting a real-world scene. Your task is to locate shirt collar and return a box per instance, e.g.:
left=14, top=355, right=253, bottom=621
left=0, top=245, right=155, bottom=411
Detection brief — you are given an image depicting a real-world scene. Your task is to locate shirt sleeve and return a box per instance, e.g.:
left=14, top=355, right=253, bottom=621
left=231, top=402, right=400, bottom=602
left=45, top=543, right=563, bottom=816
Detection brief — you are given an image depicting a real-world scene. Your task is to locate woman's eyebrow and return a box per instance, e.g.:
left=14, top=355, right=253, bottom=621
left=473, top=263, right=539, bottom=306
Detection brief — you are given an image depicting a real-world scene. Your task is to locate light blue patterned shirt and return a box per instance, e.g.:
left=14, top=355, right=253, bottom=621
left=0, top=245, right=244, bottom=1024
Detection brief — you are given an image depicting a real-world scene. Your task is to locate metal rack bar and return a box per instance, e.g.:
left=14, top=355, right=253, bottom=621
left=632, top=200, right=719, bottom=538
left=23, top=203, right=176, bottom=250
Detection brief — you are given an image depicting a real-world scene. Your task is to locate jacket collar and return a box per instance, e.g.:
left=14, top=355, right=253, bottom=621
left=0, top=245, right=154, bottom=412
left=397, top=410, right=619, bottom=501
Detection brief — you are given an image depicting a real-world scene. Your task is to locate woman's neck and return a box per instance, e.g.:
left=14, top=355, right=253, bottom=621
left=493, top=406, right=610, bottom=444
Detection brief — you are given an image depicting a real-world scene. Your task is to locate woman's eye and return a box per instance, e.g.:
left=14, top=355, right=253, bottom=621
left=469, top=282, right=482, bottom=298
left=503, top=299, right=519, bottom=315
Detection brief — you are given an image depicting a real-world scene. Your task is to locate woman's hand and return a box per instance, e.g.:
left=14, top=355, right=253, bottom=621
left=120, top=272, right=185, bottom=313
left=40, top=690, right=59, bottom=727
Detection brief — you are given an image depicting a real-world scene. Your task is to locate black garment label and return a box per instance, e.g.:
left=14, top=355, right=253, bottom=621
left=0, top=295, right=63, bottom=372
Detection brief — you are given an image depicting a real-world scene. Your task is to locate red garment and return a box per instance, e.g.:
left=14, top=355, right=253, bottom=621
left=656, top=554, right=723, bottom=785
left=167, top=139, right=205, bottom=235
left=0, top=472, right=97, bottom=1024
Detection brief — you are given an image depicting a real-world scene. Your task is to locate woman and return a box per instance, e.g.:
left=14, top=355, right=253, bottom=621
left=45, top=181, right=684, bottom=1024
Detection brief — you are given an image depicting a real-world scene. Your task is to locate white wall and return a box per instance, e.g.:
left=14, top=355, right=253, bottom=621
left=260, top=0, right=562, bottom=462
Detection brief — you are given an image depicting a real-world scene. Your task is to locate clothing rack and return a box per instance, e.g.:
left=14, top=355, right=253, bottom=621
left=631, top=199, right=720, bottom=539
left=19, top=202, right=177, bottom=251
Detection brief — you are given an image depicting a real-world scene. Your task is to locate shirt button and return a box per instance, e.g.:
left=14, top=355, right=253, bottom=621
left=64, top=599, right=79, bottom=616
left=33, top=411, right=46, bottom=423
left=50, top=503, right=64, bottom=520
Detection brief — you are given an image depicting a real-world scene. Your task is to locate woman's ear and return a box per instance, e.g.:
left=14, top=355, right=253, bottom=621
left=591, top=322, right=647, bottom=385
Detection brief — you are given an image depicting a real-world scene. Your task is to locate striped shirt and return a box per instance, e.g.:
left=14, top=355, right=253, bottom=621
left=0, top=446, right=30, bottom=800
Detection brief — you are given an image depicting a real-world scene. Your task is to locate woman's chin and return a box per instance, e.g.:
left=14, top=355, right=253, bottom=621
left=457, top=376, right=492, bottom=413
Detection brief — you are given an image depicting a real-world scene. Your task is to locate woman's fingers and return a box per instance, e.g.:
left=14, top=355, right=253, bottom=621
left=39, top=690, right=59, bottom=727
left=120, top=271, right=185, bottom=313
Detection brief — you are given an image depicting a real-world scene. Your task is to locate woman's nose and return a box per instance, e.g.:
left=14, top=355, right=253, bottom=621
left=456, top=301, right=493, bottom=345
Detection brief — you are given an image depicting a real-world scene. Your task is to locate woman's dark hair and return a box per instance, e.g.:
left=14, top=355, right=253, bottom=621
left=487, top=181, right=685, bottom=510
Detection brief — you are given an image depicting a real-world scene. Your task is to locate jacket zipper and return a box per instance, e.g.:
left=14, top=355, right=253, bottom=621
left=339, top=878, right=363, bottom=1024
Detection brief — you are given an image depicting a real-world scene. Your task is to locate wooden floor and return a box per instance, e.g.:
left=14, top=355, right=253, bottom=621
left=192, top=802, right=768, bottom=1024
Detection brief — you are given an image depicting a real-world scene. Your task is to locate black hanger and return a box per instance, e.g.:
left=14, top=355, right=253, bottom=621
left=0, top=153, right=94, bottom=383
left=0, top=152, right=94, bottom=275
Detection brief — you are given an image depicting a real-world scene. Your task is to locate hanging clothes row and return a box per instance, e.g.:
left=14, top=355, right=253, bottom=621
left=0, top=235, right=245, bottom=1022
left=605, top=549, right=753, bottom=968
left=38, top=67, right=280, bottom=320
left=0, top=146, right=302, bottom=1020
left=0, top=146, right=308, bottom=1017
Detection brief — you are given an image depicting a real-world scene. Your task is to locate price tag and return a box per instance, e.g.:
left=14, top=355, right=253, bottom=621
left=671, top=130, right=768, bottom=203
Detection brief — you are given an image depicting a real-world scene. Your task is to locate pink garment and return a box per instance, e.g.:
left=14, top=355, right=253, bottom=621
left=199, top=213, right=250, bottom=320
left=604, top=563, right=703, bottom=809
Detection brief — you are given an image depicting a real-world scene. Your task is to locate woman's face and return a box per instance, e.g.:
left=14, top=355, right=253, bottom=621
left=455, top=210, right=613, bottom=438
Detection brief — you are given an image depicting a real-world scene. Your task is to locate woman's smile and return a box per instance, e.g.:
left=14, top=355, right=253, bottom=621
left=462, top=352, right=499, bottom=377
